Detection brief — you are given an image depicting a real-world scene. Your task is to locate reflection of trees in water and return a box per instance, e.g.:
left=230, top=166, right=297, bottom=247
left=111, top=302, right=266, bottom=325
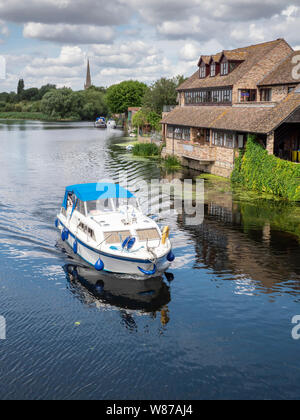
left=64, top=264, right=173, bottom=330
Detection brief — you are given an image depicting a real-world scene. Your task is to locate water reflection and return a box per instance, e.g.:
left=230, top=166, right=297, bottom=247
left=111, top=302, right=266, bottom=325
left=63, top=264, right=172, bottom=328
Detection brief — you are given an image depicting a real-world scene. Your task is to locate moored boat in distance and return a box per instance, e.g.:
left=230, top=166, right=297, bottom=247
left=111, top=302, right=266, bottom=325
left=107, top=119, right=117, bottom=129
left=56, top=183, right=175, bottom=277
left=94, top=117, right=107, bottom=128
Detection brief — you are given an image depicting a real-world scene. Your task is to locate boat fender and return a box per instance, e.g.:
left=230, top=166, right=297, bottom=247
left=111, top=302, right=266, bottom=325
left=55, top=219, right=59, bottom=228
left=95, top=258, right=104, bottom=272
left=138, top=264, right=157, bottom=276
left=61, top=228, right=69, bottom=242
left=162, top=226, right=170, bottom=245
left=73, top=240, right=78, bottom=254
left=127, top=237, right=136, bottom=250
left=122, top=236, right=131, bottom=249
left=167, top=251, right=175, bottom=262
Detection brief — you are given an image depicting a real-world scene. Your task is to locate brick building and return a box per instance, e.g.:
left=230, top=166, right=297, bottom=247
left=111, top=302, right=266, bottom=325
left=161, top=39, right=300, bottom=178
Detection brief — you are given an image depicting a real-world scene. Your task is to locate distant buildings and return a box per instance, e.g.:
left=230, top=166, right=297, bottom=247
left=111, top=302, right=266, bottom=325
left=162, top=39, right=300, bottom=177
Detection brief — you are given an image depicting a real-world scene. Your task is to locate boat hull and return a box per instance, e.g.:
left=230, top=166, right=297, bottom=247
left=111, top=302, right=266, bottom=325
left=58, top=221, right=171, bottom=277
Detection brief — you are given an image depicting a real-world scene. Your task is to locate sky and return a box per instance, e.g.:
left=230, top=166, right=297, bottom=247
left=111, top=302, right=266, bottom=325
left=0, top=0, right=300, bottom=92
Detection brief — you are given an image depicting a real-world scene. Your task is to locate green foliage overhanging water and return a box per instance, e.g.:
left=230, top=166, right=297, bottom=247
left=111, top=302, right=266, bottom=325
left=231, top=135, right=300, bottom=201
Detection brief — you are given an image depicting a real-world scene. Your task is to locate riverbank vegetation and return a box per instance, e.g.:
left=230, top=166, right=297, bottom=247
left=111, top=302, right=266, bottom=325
left=231, top=135, right=300, bottom=202
left=0, top=76, right=184, bottom=123
left=132, top=143, right=160, bottom=158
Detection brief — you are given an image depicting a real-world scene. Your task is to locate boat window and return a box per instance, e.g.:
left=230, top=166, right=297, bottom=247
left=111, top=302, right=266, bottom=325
left=104, top=230, right=131, bottom=244
left=113, top=197, right=138, bottom=209
left=88, top=227, right=96, bottom=241
left=78, top=200, right=86, bottom=215
left=87, top=199, right=114, bottom=215
left=136, top=229, right=160, bottom=241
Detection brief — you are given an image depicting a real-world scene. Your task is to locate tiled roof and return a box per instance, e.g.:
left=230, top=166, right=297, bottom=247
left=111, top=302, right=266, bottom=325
left=162, top=87, right=300, bottom=134
left=258, top=50, right=300, bottom=86
left=178, top=39, right=291, bottom=91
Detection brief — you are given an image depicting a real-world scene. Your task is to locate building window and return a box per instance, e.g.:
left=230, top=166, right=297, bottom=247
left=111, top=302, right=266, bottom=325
left=212, top=130, right=236, bottom=149
left=210, top=63, right=216, bottom=77
left=239, top=89, right=257, bottom=102
left=169, top=126, right=190, bottom=141
left=167, top=126, right=174, bottom=138
left=199, top=65, right=206, bottom=78
left=221, top=61, right=229, bottom=76
left=184, top=88, right=232, bottom=105
left=206, top=129, right=210, bottom=143
left=260, top=88, right=272, bottom=102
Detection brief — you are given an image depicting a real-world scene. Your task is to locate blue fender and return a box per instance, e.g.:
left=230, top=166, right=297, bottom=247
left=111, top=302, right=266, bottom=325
left=73, top=240, right=78, bottom=254
left=138, top=264, right=157, bottom=276
left=61, top=228, right=69, bottom=242
left=127, top=237, right=136, bottom=250
left=122, top=236, right=131, bottom=249
left=167, top=251, right=175, bottom=262
left=95, top=258, right=104, bottom=271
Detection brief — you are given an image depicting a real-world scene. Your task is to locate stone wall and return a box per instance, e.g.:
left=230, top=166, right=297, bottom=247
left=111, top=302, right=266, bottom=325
left=165, top=137, right=235, bottom=178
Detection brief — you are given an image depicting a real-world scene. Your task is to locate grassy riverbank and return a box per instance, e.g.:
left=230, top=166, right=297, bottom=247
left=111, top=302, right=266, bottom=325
left=0, top=112, right=79, bottom=122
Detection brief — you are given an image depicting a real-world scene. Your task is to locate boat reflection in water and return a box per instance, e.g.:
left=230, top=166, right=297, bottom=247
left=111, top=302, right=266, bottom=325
left=63, top=264, right=173, bottom=329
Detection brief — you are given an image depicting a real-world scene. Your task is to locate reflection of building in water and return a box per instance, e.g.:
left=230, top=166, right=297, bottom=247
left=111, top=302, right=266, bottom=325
left=64, top=264, right=172, bottom=329
left=208, top=203, right=233, bottom=224
left=179, top=199, right=300, bottom=295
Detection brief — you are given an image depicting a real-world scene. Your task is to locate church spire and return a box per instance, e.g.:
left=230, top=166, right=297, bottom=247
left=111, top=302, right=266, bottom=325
left=84, top=59, right=92, bottom=90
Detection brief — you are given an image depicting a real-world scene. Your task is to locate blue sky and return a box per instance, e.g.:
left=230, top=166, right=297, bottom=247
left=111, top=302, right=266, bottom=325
left=0, top=0, right=300, bottom=92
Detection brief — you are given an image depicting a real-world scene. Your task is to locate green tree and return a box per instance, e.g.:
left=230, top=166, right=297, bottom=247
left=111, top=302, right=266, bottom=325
left=38, top=84, right=56, bottom=100
left=132, top=108, right=161, bottom=132
left=142, top=75, right=186, bottom=114
left=106, top=80, right=147, bottom=115
left=17, top=79, right=25, bottom=96
left=22, top=88, right=39, bottom=101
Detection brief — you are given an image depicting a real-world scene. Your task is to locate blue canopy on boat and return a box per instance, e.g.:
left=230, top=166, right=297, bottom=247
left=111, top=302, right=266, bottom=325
left=62, top=183, right=134, bottom=209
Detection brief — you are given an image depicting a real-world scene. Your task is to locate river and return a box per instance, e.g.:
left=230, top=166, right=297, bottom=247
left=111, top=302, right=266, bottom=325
left=0, top=120, right=300, bottom=400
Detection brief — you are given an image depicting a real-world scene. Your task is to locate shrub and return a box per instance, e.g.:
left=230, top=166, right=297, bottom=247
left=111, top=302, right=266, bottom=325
left=231, top=135, right=300, bottom=201
left=132, top=143, right=160, bottom=157
left=162, top=155, right=182, bottom=170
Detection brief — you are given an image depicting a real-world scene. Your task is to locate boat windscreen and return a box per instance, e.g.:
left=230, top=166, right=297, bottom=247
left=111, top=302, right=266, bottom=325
left=86, top=199, right=114, bottom=214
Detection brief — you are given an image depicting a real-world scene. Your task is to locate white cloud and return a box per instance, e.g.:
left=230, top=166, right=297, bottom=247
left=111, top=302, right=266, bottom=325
left=0, top=0, right=130, bottom=25
left=23, top=23, right=115, bottom=44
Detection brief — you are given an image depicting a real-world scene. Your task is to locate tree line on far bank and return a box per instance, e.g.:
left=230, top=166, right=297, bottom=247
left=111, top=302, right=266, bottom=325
left=0, top=75, right=185, bottom=123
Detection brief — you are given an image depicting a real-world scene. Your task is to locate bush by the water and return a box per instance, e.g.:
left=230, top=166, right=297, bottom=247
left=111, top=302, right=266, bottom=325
left=162, top=155, right=182, bottom=169
left=132, top=143, right=160, bottom=157
left=231, top=135, right=300, bottom=201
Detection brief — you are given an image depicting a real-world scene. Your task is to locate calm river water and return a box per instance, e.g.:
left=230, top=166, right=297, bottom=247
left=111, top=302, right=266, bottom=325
left=0, top=120, right=300, bottom=400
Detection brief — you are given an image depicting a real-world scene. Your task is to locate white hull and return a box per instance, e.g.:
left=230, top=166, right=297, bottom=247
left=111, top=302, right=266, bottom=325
left=57, top=219, right=171, bottom=277
left=58, top=183, right=174, bottom=277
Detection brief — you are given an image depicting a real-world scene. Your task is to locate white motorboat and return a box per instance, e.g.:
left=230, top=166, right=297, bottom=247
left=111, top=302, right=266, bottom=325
left=107, top=119, right=117, bottom=129
left=94, top=117, right=107, bottom=128
left=56, top=183, right=175, bottom=276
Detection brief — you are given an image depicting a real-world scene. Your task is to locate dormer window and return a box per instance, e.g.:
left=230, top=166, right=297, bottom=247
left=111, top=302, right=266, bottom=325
left=221, top=61, right=229, bottom=76
left=199, top=65, right=206, bottom=78
left=210, top=63, right=216, bottom=77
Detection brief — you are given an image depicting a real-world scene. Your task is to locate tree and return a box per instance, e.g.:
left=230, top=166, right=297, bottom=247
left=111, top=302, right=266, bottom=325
left=106, top=80, right=148, bottom=115
left=22, top=88, right=39, bottom=101
left=38, top=84, right=56, bottom=100
left=142, top=75, right=186, bottom=114
left=17, top=79, right=25, bottom=96
left=132, top=108, right=161, bottom=132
